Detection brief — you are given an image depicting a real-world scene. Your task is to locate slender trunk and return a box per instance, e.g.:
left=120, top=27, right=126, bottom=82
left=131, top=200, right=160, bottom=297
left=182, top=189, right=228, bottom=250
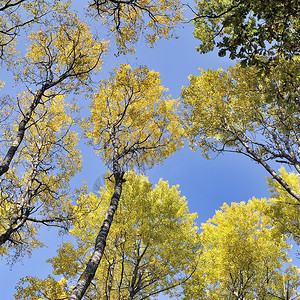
left=0, top=70, right=70, bottom=177
left=68, top=172, right=124, bottom=300
left=236, top=134, right=300, bottom=202
left=0, top=88, right=44, bottom=176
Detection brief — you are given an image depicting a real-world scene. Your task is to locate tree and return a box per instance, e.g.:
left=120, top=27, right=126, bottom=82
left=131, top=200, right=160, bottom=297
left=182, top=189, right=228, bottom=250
left=68, top=64, right=183, bottom=299
left=191, top=0, right=299, bottom=65
left=183, top=199, right=300, bottom=300
left=15, top=171, right=199, bottom=299
left=0, top=95, right=80, bottom=260
left=0, top=11, right=108, bottom=258
left=182, top=59, right=300, bottom=203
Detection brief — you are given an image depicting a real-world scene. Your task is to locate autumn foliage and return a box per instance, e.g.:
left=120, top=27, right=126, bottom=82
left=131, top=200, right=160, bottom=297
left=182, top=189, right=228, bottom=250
left=1, top=1, right=300, bottom=299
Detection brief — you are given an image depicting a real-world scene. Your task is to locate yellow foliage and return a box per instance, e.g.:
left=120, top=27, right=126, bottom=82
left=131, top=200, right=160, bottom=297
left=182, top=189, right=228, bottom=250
left=89, top=0, right=184, bottom=53
left=265, top=168, right=300, bottom=246
left=14, top=12, right=108, bottom=91
left=17, top=171, right=199, bottom=299
left=183, top=199, right=300, bottom=299
left=84, top=64, right=183, bottom=170
left=15, top=275, right=69, bottom=300
left=182, top=65, right=262, bottom=155
left=182, top=58, right=300, bottom=161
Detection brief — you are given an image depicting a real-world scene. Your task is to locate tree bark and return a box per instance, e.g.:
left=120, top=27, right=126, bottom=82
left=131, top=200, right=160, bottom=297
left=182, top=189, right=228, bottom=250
left=0, top=88, right=45, bottom=176
left=0, top=71, right=69, bottom=177
left=68, top=172, right=124, bottom=300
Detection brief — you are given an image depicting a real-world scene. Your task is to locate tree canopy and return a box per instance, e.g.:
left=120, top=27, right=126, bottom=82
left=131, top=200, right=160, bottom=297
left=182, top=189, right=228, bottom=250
left=192, top=0, right=299, bottom=65
left=183, top=199, right=300, bottom=299
left=15, top=171, right=199, bottom=299
left=68, top=64, right=183, bottom=299
left=1, top=1, right=300, bottom=299
left=85, top=63, right=183, bottom=171
left=182, top=58, right=300, bottom=202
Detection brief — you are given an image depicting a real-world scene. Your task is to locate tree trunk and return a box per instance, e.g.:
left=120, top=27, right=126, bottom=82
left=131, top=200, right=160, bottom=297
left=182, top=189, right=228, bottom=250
left=68, top=172, right=124, bottom=300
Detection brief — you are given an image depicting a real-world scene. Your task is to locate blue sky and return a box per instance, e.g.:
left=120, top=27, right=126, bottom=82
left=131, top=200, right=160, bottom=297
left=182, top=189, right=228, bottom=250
left=0, top=4, right=293, bottom=299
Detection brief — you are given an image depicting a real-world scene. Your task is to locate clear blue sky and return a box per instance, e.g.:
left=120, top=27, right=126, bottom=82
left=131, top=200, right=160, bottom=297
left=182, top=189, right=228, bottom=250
left=0, top=4, right=292, bottom=299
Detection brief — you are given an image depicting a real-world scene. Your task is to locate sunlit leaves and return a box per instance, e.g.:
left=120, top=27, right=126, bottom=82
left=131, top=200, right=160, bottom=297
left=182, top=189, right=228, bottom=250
left=192, top=0, right=299, bottom=64
left=182, top=64, right=262, bottom=156
left=16, top=171, right=199, bottom=299
left=13, top=12, right=108, bottom=91
left=88, top=0, right=184, bottom=53
left=183, top=199, right=300, bottom=299
left=15, top=276, right=69, bottom=300
left=85, top=64, right=183, bottom=171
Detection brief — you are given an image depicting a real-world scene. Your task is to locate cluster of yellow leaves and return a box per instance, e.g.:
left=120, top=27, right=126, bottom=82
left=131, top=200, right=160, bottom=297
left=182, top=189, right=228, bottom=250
left=182, top=64, right=261, bottom=155
left=16, top=171, right=199, bottom=299
left=183, top=198, right=300, bottom=299
left=15, top=276, right=69, bottom=300
left=85, top=64, right=183, bottom=170
left=14, top=12, right=108, bottom=90
left=89, top=0, right=184, bottom=53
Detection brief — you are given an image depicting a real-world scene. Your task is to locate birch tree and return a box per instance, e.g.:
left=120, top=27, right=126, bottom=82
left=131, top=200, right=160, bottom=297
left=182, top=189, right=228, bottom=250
left=68, top=64, right=183, bottom=299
